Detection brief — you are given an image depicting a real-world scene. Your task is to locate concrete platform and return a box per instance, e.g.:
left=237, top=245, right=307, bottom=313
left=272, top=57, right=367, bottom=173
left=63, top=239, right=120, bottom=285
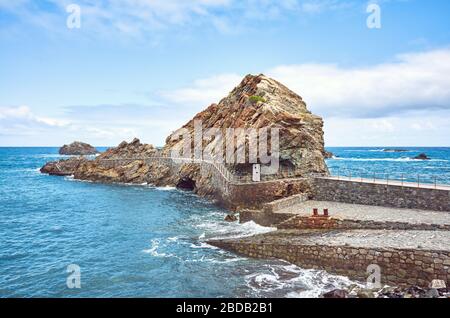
left=276, top=200, right=450, bottom=227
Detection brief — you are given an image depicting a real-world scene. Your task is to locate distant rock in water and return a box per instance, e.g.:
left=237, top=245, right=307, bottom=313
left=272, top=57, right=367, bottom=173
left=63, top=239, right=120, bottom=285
left=413, top=153, right=430, bottom=160
left=383, top=149, right=408, bottom=153
left=59, top=141, right=98, bottom=155
left=324, top=151, right=335, bottom=159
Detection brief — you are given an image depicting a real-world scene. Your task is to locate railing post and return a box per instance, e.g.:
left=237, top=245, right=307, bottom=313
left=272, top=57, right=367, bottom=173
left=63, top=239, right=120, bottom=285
left=386, top=174, right=389, bottom=185
left=434, top=176, right=437, bottom=189
left=417, top=175, right=420, bottom=188
left=401, top=174, right=404, bottom=187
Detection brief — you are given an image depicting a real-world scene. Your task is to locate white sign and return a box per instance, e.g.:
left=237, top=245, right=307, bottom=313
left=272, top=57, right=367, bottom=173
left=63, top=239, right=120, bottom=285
left=252, top=164, right=261, bottom=182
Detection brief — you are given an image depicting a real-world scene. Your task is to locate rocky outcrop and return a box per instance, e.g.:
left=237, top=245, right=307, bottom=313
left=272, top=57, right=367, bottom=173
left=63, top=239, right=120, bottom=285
left=41, top=74, right=329, bottom=206
left=414, top=153, right=430, bottom=160
left=163, top=74, right=328, bottom=177
left=59, top=141, right=98, bottom=155
left=73, top=138, right=169, bottom=184
left=40, top=157, right=86, bottom=176
left=324, top=151, right=334, bottom=159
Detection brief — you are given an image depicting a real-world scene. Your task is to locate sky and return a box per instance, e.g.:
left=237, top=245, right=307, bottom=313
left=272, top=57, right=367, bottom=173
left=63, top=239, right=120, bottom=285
left=0, top=0, right=449, bottom=147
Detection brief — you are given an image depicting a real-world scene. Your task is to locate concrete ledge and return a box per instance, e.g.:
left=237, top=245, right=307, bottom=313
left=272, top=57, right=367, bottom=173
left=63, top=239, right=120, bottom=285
left=262, top=193, right=308, bottom=213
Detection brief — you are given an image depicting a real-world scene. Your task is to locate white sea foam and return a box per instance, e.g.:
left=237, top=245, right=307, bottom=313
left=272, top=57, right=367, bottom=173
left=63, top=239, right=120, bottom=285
left=154, top=186, right=176, bottom=191
left=245, top=263, right=360, bottom=298
left=190, top=242, right=218, bottom=249
left=142, top=239, right=178, bottom=259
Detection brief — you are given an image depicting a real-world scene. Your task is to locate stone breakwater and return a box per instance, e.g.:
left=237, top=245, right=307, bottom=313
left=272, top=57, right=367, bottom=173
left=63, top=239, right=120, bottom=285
left=208, top=230, right=450, bottom=288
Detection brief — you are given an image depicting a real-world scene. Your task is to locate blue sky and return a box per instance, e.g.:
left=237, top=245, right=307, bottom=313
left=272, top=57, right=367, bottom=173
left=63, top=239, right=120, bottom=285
left=1, top=0, right=449, bottom=146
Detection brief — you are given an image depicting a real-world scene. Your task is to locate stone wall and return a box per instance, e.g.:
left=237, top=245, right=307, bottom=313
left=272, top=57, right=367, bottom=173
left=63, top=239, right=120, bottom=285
left=312, top=178, right=450, bottom=212
left=210, top=239, right=450, bottom=287
left=222, top=178, right=312, bottom=210
left=277, top=215, right=450, bottom=231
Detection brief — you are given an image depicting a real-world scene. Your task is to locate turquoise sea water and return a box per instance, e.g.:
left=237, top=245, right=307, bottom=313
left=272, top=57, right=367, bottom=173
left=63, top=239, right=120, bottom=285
left=0, top=147, right=449, bottom=298
left=326, top=147, right=450, bottom=185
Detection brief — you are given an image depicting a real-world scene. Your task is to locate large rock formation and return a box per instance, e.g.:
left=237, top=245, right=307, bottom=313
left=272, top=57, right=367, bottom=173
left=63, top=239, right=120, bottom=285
left=59, top=141, right=98, bottom=155
left=41, top=74, right=328, bottom=206
left=163, top=74, right=328, bottom=176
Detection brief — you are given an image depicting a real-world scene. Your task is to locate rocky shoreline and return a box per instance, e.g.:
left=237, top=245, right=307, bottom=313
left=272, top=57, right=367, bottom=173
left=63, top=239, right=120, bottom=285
left=322, top=283, right=449, bottom=298
left=39, top=74, right=449, bottom=298
left=40, top=74, right=329, bottom=208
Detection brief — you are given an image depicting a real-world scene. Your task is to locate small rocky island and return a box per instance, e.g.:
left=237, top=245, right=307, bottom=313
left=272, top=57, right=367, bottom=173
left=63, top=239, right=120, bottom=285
left=59, top=141, right=98, bottom=155
left=413, top=153, right=430, bottom=160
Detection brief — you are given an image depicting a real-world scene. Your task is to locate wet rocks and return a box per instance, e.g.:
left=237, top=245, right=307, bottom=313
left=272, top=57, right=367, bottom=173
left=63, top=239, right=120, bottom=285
left=324, top=151, right=335, bottom=159
left=59, top=141, right=98, bottom=155
left=224, top=214, right=238, bottom=222
left=322, top=289, right=348, bottom=298
left=40, top=157, right=86, bottom=176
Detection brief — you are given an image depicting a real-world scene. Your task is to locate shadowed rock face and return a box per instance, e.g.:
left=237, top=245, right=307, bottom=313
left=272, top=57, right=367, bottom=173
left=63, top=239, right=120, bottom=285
left=163, top=74, right=328, bottom=177
left=40, top=74, right=328, bottom=205
left=59, top=141, right=98, bottom=155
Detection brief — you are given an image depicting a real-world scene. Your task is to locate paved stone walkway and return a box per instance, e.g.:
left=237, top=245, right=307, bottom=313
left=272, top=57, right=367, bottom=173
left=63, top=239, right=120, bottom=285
left=277, top=200, right=450, bottom=226
left=238, top=229, right=450, bottom=251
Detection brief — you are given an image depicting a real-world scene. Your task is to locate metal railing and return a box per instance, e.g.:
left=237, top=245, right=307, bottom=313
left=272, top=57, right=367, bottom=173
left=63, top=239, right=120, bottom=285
left=92, top=156, right=450, bottom=189
left=94, top=155, right=303, bottom=184
left=316, top=168, right=450, bottom=190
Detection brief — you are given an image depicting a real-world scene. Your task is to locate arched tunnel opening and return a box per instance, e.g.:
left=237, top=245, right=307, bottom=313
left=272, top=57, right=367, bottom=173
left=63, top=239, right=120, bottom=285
left=176, top=177, right=196, bottom=191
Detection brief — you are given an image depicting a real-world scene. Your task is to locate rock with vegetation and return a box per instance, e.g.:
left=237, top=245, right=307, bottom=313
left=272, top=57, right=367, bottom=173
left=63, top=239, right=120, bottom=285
left=163, top=74, right=329, bottom=177
left=59, top=141, right=98, bottom=155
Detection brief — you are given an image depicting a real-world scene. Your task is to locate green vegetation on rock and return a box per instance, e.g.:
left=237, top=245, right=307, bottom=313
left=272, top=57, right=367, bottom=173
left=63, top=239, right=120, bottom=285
left=249, top=95, right=266, bottom=104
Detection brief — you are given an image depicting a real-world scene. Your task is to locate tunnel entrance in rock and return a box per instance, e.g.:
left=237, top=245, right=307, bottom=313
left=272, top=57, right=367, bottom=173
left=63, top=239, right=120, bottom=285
left=176, top=177, right=196, bottom=191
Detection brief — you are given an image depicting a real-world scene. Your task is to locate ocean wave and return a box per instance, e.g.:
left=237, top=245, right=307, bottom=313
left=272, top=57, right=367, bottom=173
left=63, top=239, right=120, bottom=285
left=142, top=239, right=179, bottom=259
left=332, top=157, right=448, bottom=162
left=341, top=149, right=413, bottom=153
left=194, top=219, right=276, bottom=240
left=153, top=186, right=176, bottom=191
left=245, top=263, right=360, bottom=298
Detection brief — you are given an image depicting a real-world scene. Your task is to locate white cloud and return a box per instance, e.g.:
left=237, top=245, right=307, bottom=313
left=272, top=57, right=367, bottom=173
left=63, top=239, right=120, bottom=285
left=162, top=74, right=242, bottom=105
left=159, top=48, right=450, bottom=146
left=0, top=106, right=68, bottom=127
left=161, top=49, right=450, bottom=119
left=268, top=49, right=450, bottom=117
left=0, top=0, right=357, bottom=37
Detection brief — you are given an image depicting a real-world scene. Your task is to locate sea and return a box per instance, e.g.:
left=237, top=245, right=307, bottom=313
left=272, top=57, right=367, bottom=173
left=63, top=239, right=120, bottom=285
left=0, top=147, right=449, bottom=298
